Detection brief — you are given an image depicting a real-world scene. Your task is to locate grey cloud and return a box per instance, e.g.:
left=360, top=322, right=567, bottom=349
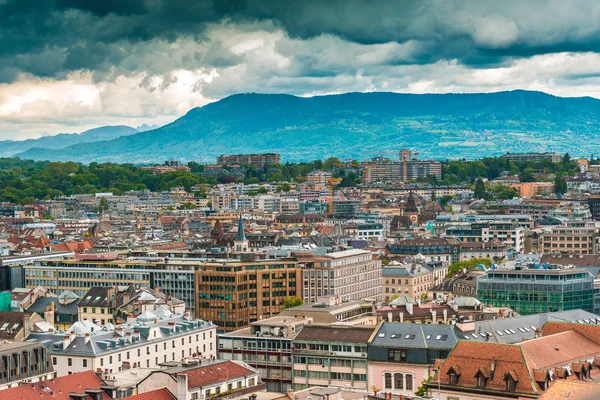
left=3, top=0, right=600, bottom=82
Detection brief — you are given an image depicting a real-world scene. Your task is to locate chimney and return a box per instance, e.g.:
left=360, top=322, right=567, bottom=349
left=399, top=312, right=404, bottom=324
left=490, top=359, right=496, bottom=380
left=84, top=333, right=91, bottom=345
left=69, top=330, right=76, bottom=342
left=443, top=309, right=448, bottom=324
left=177, top=373, right=188, bottom=400
left=63, top=335, right=71, bottom=349
left=535, top=328, right=542, bottom=338
left=406, top=302, right=413, bottom=315
left=431, top=310, right=437, bottom=324
left=45, top=301, right=56, bottom=328
left=387, top=312, right=393, bottom=322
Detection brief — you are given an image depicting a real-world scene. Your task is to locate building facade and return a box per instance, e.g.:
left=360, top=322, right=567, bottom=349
left=477, top=268, right=595, bottom=315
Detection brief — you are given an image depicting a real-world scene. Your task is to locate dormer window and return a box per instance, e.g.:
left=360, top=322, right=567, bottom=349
left=447, top=365, right=461, bottom=385
left=449, top=371, right=458, bottom=385
left=505, top=372, right=518, bottom=392
left=477, top=374, right=487, bottom=389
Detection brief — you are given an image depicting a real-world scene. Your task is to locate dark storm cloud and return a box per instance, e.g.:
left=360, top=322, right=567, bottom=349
left=2, top=0, right=600, bottom=82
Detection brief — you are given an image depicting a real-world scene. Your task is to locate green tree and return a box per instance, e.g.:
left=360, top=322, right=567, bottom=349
left=555, top=173, right=567, bottom=195
left=99, top=197, right=109, bottom=212
left=283, top=297, right=303, bottom=309
left=474, top=178, right=486, bottom=199
left=448, top=258, right=493, bottom=275
left=415, top=377, right=432, bottom=396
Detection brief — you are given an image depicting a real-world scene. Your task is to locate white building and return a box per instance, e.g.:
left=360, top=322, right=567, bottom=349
left=29, top=310, right=217, bottom=377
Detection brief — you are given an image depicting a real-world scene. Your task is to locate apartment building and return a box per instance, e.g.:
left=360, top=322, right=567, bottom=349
left=295, top=249, right=382, bottom=304
left=218, top=315, right=311, bottom=392
left=195, top=258, right=301, bottom=332
left=291, top=325, right=373, bottom=390
left=30, top=312, right=217, bottom=377
left=388, top=238, right=460, bottom=264
left=539, top=220, right=598, bottom=255
left=217, top=153, right=280, bottom=167
left=382, top=262, right=443, bottom=303
left=78, top=286, right=115, bottom=326
left=279, top=297, right=376, bottom=326
left=445, top=221, right=526, bottom=252
left=368, top=323, right=457, bottom=399
left=0, top=341, right=55, bottom=390
left=503, top=152, right=562, bottom=163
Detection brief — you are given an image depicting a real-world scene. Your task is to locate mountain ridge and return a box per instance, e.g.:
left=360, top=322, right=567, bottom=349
left=15, top=90, right=600, bottom=163
left=1, top=125, right=139, bottom=158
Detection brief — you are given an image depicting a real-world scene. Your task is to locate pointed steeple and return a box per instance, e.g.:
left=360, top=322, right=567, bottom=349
left=235, top=213, right=246, bottom=242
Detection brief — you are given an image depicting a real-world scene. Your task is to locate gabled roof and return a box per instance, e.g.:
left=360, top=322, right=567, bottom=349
left=538, top=380, right=600, bottom=400
left=0, top=370, right=109, bottom=400
left=295, top=325, right=375, bottom=344
left=122, top=388, right=176, bottom=400
left=520, top=330, right=600, bottom=370
left=432, top=341, right=538, bottom=395
left=181, top=360, right=256, bottom=389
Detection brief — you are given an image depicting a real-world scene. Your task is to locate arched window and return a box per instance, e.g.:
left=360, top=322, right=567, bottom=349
left=394, top=373, right=404, bottom=390
left=384, top=373, right=392, bottom=389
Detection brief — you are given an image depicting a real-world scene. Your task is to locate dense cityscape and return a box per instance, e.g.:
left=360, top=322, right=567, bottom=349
left=6, top=0, right=600, bottom=399
left=1, top=149, right=600, bottom=399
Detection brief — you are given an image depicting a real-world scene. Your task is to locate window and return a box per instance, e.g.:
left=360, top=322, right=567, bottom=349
left=405, top=374, right=413, bottom=391
left=52, top=357, right=57, bottom=365
left=449, top=371, right=458, bottom=385
left=506, top=375, right=517, bottom=392
left=83, top=359, right=87, bottom=368
left=388, top=349, right=407, bottom=362
left=394, top=373, right=404, bottom=390
left=477, top=374, right=486, bottom=389
left=384, top=373, right=392, bottom=389
left=67, top=358, right=72, bottom=366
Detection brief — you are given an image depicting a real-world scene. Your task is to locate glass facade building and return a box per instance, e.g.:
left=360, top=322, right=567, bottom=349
left=477, top=269, right=595, bottom=315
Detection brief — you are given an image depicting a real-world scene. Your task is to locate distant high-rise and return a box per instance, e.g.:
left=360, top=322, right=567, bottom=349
left=217, top=153, right=280, bottom=167
left=503, top=152, right=562, bottom=163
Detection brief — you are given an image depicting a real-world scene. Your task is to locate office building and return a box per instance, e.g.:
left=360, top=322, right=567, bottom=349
left=295, top=249, right=382, bottom=304
left=539, top=220, right=598, bottom=255
left=477, top=268, right=595, bottom=315
left=291, top=325, right=373, bottom=390
left=218, top=315, right=311, bottom=392
left=195, top=258, right=300, bottom=332
left=445, top=221, right=526, bottom=253
left=388, top=238, right=460, bottom=264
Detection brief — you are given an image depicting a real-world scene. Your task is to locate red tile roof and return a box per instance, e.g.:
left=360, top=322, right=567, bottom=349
left=538, top=380, right=600, bottom=400
left=1, top=370, right=109, bottom=400
left=432, top=341, right=539, bottom=396
left=123, top=389, right=176, bottom=400
left=542, top=322, right=600, bottom=346
left=181, top=361, right=256, bottom=389
left=520, top=331, right=600, bottom=370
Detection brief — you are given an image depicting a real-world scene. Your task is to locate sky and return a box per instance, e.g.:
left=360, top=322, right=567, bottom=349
left=4, top=0, right=600, bottom=139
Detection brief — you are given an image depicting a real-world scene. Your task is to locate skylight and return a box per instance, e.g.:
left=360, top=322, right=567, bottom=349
left=378, top=333, right=385, bottom=338
left=471, top=333, right=478, bottom=338
left=405, top=334, right=411, bottom=339
left=463, top=335, right=470, bottom=340
left=496, top=331, right=503, bottom=336
left=504, top=329, right=511, bottom=334
left=426, top=335, right=431, bottom=340
left=391, top=334, right=397, bottom=338
left=0, top=323, right=8, bottom=330
left=508, top=329, right=516, bottom=334
left=435, top=335, right=442, bottom=340
left=523, top=327, right=530, bottom=332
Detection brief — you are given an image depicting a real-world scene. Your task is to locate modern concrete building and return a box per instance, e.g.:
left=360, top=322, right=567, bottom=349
left=291, top=325, right=373, bottom=391
left=295, top=249, right=382, bottom=304
left=539, top=220, right=598, bottom=255
left=217, top=315, right=311, bottom=393
left=217, top=153, right=280, bottom=167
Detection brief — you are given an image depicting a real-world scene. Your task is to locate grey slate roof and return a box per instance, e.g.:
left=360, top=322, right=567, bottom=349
left=27, top=297, right=79, bottom=316
left=27, top=314, right=215, bottom=357
left=454, top=309, right=600, bottom=344
left=370, top=322, right=457, bottom=350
